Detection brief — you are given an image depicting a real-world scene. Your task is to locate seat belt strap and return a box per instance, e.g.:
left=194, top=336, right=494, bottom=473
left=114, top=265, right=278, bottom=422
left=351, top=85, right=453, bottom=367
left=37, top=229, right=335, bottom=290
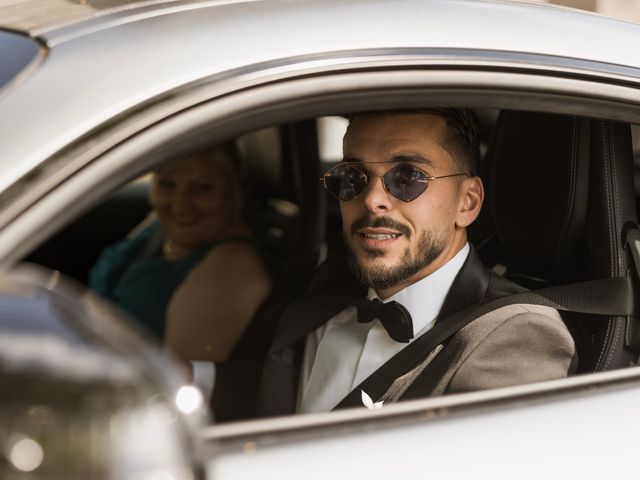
left=389, top=275, right=637, bottom=389
left=485, top=276, right=635, bottom=317
left=428, top=223, right=640, bottom=354
left=367, top=274, right=636, bottom=406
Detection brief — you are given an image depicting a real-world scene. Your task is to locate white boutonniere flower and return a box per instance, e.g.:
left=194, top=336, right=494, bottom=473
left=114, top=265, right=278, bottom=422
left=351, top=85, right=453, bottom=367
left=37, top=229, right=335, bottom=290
left=361, top=390, right=384, bottom=410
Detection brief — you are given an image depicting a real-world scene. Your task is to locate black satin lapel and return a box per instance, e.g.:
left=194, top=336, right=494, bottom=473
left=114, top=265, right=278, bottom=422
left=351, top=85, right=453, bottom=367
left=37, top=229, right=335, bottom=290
left=260, top=296, right=349, bottom=417
left=334, top=248, right=492, bottom=410
left=271, top=281, right=365, bottom=351
left=270, top=248, right=366, bottom=351
left=256, top=345, right=300, bottom=416
left=259, top=253, right=367, bottom=416
left=437, top=248, right=491, bottom=321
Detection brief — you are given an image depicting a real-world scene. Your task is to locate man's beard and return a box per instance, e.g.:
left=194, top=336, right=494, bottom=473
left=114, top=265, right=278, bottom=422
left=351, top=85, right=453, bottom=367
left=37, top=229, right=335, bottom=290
left=345, top=215, right=446, bottom=291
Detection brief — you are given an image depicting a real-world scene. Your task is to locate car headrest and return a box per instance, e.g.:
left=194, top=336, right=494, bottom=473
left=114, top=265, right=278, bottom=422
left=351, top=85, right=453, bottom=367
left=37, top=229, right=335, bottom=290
left=488, top=111, right=590, bottom=266
left=237, top=126, right=284, bottom=196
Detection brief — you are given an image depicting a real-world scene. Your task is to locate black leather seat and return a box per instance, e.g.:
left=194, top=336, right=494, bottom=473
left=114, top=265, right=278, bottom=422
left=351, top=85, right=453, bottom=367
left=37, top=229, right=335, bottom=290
left=477, top=110, right=639, bottom=372
left=213, top=121, right=325, bottom=421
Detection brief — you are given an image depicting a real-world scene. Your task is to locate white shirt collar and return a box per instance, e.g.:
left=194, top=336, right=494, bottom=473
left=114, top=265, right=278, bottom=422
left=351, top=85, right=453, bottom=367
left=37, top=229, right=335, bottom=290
left=368, top=243, right=470, bottom=337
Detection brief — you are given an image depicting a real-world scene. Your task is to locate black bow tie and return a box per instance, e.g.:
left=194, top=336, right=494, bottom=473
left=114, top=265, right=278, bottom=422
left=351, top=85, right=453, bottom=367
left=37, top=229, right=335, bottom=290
left=354, top=298, right=414, bottom=343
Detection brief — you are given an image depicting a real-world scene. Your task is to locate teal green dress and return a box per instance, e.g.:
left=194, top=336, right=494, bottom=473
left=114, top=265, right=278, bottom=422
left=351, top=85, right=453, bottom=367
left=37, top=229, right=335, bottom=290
left=89, top=221, right=242, bottom=338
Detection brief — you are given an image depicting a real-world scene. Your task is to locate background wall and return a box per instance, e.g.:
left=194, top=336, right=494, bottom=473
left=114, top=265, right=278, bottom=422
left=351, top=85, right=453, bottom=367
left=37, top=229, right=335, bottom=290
left=545, top=0, right=640, bottom=22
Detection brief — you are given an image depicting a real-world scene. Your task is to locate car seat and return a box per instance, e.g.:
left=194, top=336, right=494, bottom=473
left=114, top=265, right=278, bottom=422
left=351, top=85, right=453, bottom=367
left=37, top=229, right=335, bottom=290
left=476, top=110, right=640, bottom=372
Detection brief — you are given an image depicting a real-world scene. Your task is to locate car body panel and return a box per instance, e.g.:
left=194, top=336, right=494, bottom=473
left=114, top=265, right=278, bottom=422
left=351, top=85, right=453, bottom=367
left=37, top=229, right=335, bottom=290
left=207, top=375, right=640, bottom=479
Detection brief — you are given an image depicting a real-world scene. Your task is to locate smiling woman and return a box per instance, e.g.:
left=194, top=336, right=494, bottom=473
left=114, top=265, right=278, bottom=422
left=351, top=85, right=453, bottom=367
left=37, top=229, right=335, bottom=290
left=89, top=144, right=272, bottom=364
left=150, top=145, right=244, bottom=256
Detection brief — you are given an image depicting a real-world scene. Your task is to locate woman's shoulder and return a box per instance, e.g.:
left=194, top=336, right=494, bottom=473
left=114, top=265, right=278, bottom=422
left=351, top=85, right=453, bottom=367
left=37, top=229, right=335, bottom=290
left=203, top=236, right=263, bottom=266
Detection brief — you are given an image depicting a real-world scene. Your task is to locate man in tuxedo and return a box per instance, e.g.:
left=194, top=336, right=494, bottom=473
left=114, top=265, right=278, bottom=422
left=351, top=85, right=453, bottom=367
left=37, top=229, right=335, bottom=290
left=257, top=109, right=576, bottom=416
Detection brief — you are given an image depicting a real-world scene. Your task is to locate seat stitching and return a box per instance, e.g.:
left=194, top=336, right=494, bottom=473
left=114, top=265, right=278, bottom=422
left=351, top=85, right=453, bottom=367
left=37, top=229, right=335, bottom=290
left=596, top=321, right=613, bottom=371
left=610, top=122, right=622, bottom=273
left=596, top=121, right=614, bottom=369
left=556, top=117, right=577, bottom=261
left=603, top=321, right=621, bottom=370
left=595, top=123, right=613, bottom=369
left=604, top=122, right=615, bottom=276
left=604, top=121, right=622, bottom=370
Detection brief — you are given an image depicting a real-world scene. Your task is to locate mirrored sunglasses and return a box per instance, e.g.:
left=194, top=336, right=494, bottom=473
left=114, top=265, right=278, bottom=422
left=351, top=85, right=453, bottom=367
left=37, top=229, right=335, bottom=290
left=320, top=162, right=468, bottom=202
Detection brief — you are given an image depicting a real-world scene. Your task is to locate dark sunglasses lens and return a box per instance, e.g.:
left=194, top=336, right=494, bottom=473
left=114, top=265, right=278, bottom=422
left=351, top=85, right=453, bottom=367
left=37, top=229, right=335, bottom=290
left=384, top=164, right=428, bottom=201
left=324, top=164, right=367, bottom=200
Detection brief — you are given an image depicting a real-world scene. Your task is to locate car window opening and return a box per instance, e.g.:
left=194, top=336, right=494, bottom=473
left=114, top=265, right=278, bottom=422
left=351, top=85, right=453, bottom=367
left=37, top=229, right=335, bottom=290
left=19, top=110, right=640, bottom=424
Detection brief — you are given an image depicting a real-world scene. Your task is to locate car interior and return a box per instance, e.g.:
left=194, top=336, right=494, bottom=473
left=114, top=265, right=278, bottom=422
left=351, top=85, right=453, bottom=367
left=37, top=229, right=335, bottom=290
left=21, top=109, right=640, bottom=422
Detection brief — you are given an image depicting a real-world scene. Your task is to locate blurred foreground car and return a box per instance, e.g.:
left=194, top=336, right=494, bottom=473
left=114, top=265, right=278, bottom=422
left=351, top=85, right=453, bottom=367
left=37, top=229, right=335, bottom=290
left=1, top=0, right=640, bottom=479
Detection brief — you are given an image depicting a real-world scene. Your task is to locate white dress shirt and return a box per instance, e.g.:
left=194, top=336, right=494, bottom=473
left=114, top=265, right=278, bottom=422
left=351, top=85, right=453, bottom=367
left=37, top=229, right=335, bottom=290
left=298, top=243, right=470, bottom=414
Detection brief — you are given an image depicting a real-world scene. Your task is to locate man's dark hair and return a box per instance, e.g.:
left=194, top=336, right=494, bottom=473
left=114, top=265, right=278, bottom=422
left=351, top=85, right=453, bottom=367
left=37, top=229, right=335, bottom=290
left=348, top=108, right=480, bottom=175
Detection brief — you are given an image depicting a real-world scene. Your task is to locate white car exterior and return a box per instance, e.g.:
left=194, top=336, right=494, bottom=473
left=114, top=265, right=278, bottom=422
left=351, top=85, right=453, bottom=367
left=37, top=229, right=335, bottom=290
left=1, top=1, right=640, bottom=479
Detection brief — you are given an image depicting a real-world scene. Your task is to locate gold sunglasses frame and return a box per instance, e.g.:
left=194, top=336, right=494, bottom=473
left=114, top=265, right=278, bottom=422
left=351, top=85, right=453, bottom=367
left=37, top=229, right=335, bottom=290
left=319, top=161, right=468, bottom=202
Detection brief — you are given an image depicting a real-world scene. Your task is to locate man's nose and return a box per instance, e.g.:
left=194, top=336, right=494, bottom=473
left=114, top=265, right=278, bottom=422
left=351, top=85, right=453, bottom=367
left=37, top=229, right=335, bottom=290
left=361, top=174, right=393, bottom=212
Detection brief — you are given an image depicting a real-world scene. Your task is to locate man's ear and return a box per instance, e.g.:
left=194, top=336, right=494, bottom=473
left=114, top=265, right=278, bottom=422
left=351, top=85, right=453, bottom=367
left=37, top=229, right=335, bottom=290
left=455, top=176, right=484, bottom=228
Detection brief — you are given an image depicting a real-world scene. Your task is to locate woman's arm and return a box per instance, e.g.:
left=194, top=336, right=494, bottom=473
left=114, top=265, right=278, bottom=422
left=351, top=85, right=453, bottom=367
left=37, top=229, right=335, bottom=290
left=164, top=242, right=271, bottom=363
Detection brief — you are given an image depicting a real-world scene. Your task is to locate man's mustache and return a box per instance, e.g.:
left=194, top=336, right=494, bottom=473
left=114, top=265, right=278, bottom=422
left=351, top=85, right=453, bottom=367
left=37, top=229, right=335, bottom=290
left=350, top=215, right=411, bottom=237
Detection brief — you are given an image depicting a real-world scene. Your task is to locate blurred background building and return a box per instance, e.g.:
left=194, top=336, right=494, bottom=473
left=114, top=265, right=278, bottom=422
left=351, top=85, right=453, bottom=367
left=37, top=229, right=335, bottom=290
left=540, top=0, right=640, bottom=22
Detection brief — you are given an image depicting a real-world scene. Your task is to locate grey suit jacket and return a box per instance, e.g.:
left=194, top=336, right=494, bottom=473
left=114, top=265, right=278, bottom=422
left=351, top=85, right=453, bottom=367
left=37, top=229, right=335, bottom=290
left=257, top=249, right=577, bottom=416
left=380, top=304, right=576, bottom=403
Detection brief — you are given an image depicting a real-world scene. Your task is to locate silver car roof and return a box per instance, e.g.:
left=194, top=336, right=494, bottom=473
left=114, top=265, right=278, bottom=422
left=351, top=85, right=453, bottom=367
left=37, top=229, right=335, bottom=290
left=1, top=0, right=640, bottom=193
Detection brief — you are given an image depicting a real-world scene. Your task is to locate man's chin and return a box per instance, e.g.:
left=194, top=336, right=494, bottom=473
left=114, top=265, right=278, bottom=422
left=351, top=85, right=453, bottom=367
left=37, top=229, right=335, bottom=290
left=349, top=240, right=389, bottom=258
left=359, top=247, right=387, bottom=260
left=352, top=255, right=400, bottom=279
left=348, top=260, right=401, bottom=291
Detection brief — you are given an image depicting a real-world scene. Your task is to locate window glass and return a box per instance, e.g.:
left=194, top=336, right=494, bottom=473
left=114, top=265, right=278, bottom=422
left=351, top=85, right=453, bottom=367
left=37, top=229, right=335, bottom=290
left=317, top=116, right=348, bottom=165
